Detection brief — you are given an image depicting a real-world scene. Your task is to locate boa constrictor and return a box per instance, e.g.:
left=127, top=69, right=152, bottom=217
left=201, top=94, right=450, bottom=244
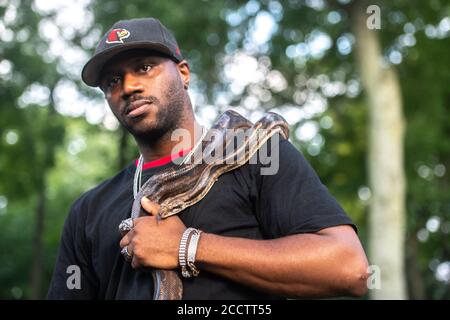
left=130, top=110, right=289, bottom=299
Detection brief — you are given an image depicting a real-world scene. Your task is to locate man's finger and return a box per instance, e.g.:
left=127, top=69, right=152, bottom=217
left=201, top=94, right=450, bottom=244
left=121, top=243, right=133, bottom=263
left=131, top=255, right=140, bottom=269
left=141, top=196, right=160, bottom=216
left=119, top=231, right=133, bottom=248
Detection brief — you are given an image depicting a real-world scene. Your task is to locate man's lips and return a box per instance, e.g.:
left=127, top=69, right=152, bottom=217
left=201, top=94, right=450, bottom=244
left=125, top=100, right=152, bottom=118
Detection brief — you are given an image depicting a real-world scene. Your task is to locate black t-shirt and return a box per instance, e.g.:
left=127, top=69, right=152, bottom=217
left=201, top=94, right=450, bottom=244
left=47, top=136, right=355, bottom=299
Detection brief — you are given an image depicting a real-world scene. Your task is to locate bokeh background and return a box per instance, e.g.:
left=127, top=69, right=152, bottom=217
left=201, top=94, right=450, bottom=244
left=0, top=0, right=449, bottom=299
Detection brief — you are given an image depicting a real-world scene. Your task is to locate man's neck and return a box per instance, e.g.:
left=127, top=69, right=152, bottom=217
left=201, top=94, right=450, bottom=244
left=137, top=120, right=203, bottom=163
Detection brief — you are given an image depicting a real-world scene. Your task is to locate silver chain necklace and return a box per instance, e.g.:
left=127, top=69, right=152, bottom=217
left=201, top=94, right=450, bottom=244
left=133, top=126, right=206, bottom=199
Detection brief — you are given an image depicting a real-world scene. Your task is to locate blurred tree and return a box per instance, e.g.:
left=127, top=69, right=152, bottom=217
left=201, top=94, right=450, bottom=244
left=0, top=1, right=66, bottom=298
left=351, top=1, right=406, bottom=299
left=400, top=10, right=450, bottom=299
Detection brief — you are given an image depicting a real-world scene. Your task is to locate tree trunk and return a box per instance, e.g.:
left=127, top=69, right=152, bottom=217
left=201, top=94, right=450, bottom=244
left=30, top=88, right=57, bottom=299
left=30, top=187, right=46, bottom=299
left=406, top=231, right=425, bottom=299
left=351, top=3, right=407, bottom=299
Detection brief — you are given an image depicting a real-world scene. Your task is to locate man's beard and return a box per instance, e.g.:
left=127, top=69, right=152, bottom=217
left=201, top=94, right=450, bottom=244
left=120, top=81, right=186, bottom=147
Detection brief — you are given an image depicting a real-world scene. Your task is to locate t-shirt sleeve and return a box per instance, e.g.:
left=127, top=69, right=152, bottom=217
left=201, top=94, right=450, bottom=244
left=252, top=135, right=356, bottom=239
left=47, top=197, right=99, bottom=299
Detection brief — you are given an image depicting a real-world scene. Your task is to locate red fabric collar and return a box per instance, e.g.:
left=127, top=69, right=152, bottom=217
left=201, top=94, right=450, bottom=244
left=134, top=148, right=192, bottom=170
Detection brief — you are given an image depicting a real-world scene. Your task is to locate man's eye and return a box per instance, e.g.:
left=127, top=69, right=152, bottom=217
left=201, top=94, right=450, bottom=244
left=140, top=64, right=152, bottom=72
left=100, top=76, right=120, bottom=92
left=108, top=76, right=121, bottom=87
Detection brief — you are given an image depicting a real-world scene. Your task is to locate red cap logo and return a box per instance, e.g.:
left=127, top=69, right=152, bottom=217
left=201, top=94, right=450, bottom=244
left=106, top=28, right=130, bottom=44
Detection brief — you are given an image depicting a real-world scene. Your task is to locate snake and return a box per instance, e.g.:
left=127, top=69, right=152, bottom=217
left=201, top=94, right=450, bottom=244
left=130, top=109, right=289, bottom=299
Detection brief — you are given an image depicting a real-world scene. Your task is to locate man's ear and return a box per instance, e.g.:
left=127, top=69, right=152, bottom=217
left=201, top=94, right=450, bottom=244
left=177, top=60, right=190, bottom=89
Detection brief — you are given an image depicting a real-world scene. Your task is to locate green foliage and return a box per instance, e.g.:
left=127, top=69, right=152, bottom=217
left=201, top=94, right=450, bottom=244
left=0, top=0, right=449, bottom=299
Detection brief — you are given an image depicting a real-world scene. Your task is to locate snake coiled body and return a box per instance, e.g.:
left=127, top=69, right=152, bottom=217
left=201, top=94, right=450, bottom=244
left=130, top=110, right=289, bottom=299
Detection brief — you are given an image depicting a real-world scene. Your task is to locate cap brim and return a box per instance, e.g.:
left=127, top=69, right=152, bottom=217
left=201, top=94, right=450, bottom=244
left=81, top=42, right=179, bottom=87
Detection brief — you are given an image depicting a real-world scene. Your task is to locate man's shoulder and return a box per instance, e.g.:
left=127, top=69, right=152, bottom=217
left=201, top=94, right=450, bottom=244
left=249, top=134, right=308, bottom=173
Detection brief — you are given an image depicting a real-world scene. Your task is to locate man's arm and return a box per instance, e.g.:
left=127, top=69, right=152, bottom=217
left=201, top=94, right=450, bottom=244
left=196, top=225, right=369, bottom=298
left=121, top=199, right=369, bottom=299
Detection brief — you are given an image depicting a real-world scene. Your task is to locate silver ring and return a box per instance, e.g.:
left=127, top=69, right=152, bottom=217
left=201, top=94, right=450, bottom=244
left=121, top=246, right=132, bottom=261
left=118, top=218, right=134, bottom=234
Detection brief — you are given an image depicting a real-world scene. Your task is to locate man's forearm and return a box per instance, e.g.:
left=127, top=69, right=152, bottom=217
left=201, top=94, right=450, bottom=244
left=195, top=225, right=369, bottom=298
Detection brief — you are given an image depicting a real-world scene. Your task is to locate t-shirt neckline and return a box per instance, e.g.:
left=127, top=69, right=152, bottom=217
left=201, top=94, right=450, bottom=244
left=134, top=148, right=192, bottom=170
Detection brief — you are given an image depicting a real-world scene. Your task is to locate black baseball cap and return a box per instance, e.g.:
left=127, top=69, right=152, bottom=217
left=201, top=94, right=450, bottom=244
left=81, top=17, right=183, bottom=87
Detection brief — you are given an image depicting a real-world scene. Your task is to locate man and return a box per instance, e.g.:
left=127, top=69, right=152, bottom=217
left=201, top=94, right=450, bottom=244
left=48, top=17, right=369, bottom=299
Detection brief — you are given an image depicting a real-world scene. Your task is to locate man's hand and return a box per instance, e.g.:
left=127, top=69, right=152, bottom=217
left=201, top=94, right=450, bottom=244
left=119, top=197, right=186, bottom=269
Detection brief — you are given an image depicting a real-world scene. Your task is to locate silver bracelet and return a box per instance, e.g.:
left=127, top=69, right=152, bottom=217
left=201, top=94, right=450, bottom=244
left=187, top=229, right=202, bottom=277
left=179, top=228, right=195, bottom=278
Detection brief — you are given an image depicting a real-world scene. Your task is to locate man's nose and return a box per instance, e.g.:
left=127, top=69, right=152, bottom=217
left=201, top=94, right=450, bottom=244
left=122, top=72, right=144, bottom=98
